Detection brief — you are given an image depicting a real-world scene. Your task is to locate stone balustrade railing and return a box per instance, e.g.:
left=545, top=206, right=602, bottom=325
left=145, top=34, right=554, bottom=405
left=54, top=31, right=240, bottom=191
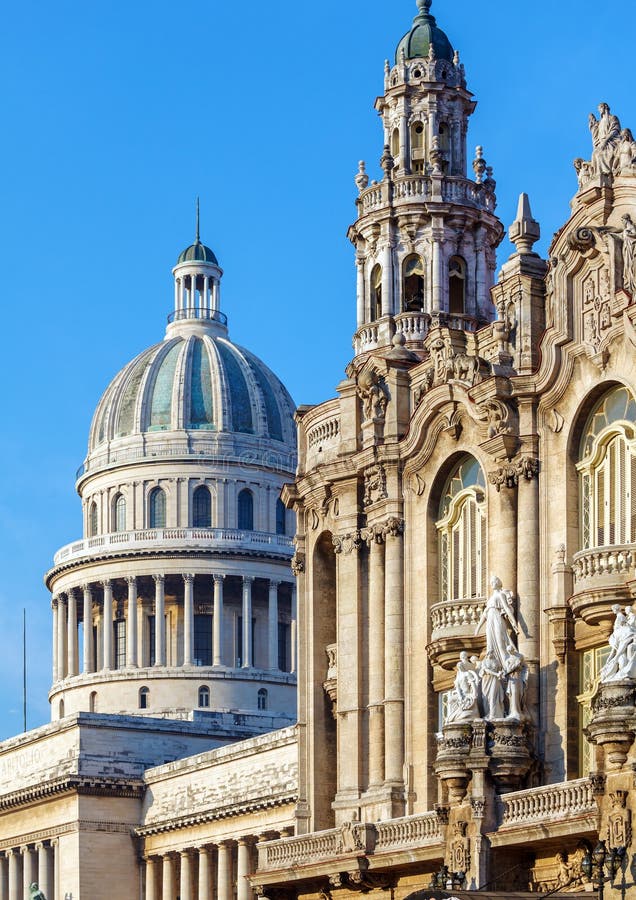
left=499, top=778, right=595, bottom=827
left=374, top=812, right=441, bottom=850
left=431, top=597, right=486, bottom=636
left=393, top=176, right=430, bottom=202
left=394, top=311, right=430, bottom=342
left=572, top=545, right=635, bottom=581
left=54, top=528, right=294, bottom=566
left=258, top=828, right=341, bottom=870
left=307, top=417, right=340, bottom=450
left=357, top=176, right=495, bottom=215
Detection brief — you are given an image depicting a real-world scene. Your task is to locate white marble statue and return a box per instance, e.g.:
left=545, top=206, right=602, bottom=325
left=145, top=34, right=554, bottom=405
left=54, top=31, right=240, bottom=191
left=621, top=214, right=636, bottom=296
left=446, top=651, right=480, bottom=723
left=479, top=651, right=505, bottom=719
left=600, top=604, right=636, bottom=683
left=615, top=128, right=636, bottom=174
left=503, top=643, right=528, bottom=720
left=475, top=575, right=519, bottom=667
left=589, top=103, right=622, bottom=175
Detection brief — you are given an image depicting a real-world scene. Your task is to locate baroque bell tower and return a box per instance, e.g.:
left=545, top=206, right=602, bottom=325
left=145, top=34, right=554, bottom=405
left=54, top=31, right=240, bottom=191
left=349, top=0, right=504, bottom=356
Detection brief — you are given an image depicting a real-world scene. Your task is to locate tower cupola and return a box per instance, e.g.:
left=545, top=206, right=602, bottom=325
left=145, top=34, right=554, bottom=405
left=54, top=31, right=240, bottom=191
left=395, top=0, right=454, bottom=63
left=169, top=201, right=226, bottom=338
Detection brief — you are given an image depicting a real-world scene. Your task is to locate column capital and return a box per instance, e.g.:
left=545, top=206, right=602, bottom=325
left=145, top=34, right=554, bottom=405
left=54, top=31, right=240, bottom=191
left=153, top=573, right=165, bottom=586
left=213, top=573, right=225, bottom=584
left=183, top=573, right=196, bottom=585
left=81, top=582, right=92, bottom=595
left=126, top=576, right=137, bottom=588
left=56, top=594, right=66, bottom=606
left=242, top=575, right=255, bottom=585
left=269, top=579, right=282, bottom=590
left=19, top=844, right=31, bottom=855
left=100, top=579, right=113, bottom=590
left=67, top=587, right=77, bottom=600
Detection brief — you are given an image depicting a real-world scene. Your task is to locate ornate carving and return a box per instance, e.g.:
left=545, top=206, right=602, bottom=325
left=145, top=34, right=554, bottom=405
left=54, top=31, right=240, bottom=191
left=434, top=804, right=450, bottom=824
left=363, top=463, right=387, bottom=507
left=590, top=773, right=606, bottom=796
left=357, top=369, right=389, bottom=422
left=291, top=553, right=305, bottom=576
left=360, top=524, right=385, bottom=547
left=333, top=533, right=362, bottom=555
left=339, top=821, right=366, bottom=854
left=621, top=213, right=636, bottom=296
left=471, top=798, right=486, bottom=819
left=489, top=456, right=539, bottom=492
left=382, top=517, right=404, bottom=539
left=608, top=804, right=632, bottom=848
left=568, top=227, right=597, bottom=253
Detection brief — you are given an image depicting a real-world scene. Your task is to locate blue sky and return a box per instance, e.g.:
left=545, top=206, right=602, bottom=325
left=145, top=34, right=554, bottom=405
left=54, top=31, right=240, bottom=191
left=0, top=0, right=634, bottom=738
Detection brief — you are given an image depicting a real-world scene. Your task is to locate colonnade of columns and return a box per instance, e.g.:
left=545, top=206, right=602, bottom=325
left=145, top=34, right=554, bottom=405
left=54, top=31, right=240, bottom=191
left=144, top=832, right=290, bottom=900
left=0, top=841, right=55, bottom=900
left=52, top=575, right=297, bottom=683
left=174, top=274, right=220, bottom=318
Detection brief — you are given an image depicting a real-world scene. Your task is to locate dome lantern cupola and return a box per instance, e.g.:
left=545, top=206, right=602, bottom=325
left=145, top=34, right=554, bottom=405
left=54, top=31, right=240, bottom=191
left=395, top=0, right=454, bottom=64
left=169, top=199, right=226, bottom=338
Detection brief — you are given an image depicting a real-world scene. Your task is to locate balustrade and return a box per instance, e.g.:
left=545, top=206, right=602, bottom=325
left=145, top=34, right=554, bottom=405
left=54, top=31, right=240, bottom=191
left=499, top=778, right=595, bottom=827
left=431, top=597, right=486, bottom=636
left=572, top=544, right=635, bottom=581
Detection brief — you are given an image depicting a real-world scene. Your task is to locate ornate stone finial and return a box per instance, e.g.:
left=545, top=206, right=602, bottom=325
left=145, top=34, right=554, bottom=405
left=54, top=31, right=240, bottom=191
left=384, top=59, right=390, bottom=75
left=417, top=0, right=432, bottom=14
left=453, top=49, right=460, bottom=65
left=472, top=146, right=487, bottom=183
left=508, top=193, right=540, bottom=256
left=355, top=161, right=369, bottom=192
left=380, top=144, right=394, bottom=176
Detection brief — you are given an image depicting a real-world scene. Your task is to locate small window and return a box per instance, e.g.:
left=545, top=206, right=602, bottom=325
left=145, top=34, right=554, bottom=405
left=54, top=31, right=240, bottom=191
left=59, top=699, right=65, bottom=718
left=139, top=687, right=150, bottom=710
left=276, top=498, right=287, bottom=536
left=391, top=128, right=400, bottom=160
left=193, top=485, right=212, bottom=528
left=370, top=264, right=383, bottom=319
left=89, top=691, right=97, bottom=713
left=149, top=487, right=166, bottom=528
left=449, top=256, right=467, bottom=315
left=114, top=493, right=126, bottom=533
left=258, top=688, right=268, bottom=711
left=411, top=121, right=426, bottom=173
left=403, top=255, right=425, bottom=312
left=89, top=501, right=98, bottom=537
left=198, top=686, right=210, bottom=708
left=238, top=489, right=254, bottom=531
left=114, top=619, right=126, bottom=669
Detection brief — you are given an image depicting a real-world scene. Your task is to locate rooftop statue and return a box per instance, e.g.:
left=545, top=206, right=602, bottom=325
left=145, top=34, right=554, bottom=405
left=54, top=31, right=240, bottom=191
left=574, top=103, right=636, bottom=189
left=475, top=575, right=519, bottom=667
left=600, top=604, right=636, bottom=683
left=446, top=651, right=480, bottom=723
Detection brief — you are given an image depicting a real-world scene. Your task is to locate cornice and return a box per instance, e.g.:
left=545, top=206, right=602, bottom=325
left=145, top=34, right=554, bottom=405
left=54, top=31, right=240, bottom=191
left=0, top=774, right=145, bottom=812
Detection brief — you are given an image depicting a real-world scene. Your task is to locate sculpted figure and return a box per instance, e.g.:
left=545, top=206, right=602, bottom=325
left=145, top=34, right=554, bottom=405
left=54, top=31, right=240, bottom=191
left=503, top=643, right=528, bottom=720
left=479, top=651, right=505, bottom=719
left=589, top=103, right=622, bottom=175
left=574, top=157, right=594, bottom=190
left=475, top=576, right=519, bottom=667
left=615, top=128, right=636, bottom=173
left=446, top=651, right=480, bottom=723
left=600, top=604, right=636, bottom=683
left=621, top=214, right=636, bottom=296
left=29, top=887, right=46, bottom=900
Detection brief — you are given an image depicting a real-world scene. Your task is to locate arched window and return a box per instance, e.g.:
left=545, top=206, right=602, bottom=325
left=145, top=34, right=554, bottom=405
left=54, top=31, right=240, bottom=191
left=449, top=256, right=467, bottom=315
left=391, top=128, right=400, bottom=161
left=578, top=386, right=636, bottom=550
left=258, top=688, right=268, bottom=711
left=59, top=698, right=65, bottom=718
left=276, top=498, right=287, bottom=535
left=437, top=456, right=487, bottom=603
left=403, top=255, right=425, bottom=312
left=411, top=121, right=426, bottom=172
left=149, top=487, right=166, bottom=529
left=89, top=501, right=98, bottom=537
left=193, top=485, right=212, bottom=528
left=238, top=489, right=254, bottom=531
left=89, top=691, right=97, bottom=712
left=370, top=264, right=383, bottom=320
left=139, top=687, right=150, bottom=710
left=113, top=493, right=126, bottom=533
left=198, top=685, right=210, bottom=708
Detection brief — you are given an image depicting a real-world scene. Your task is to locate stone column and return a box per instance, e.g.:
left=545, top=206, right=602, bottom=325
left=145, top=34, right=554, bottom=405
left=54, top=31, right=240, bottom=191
left=7, top=850, right=19, bottom=900
left=21, top=846, right=36, bottom=900
left=381, top=242, right=393, bottom=316
left=236, top=841, right=252, bottom=900
left=431, top=237, right=441, bottom=311
left=35, top=843, right=53, bottom=900
left=154, top=574, right=166, bottom=666
left=290, top=583, right=297, bottom=675
left=145, top=857, right=158, bottom=900
left=355, top=257, right=365, bottom=328
left=82, top=584, right=94, bottom=673
left=216, top=843, right=232, bottom=900
left=161, top=854, right=175, bottom=900
left=102, top=580, right=113, bottom=671
left=0, top=854, right=7, bottom=900
left=179, top=851, right=193, bottom=900
left=57, top=596, right=67, bottom=680
left=488, top=482, right=518, bottom=599
left=183, top=574, right=195, bottom=666
left=268, top=581, right=280, bottom=670
left=242, top=577, right=253, bottom=668
left=197, top=847, right=211, bottom=900
left=384, top=520, right=405, bottom=788
left=367, top=530, right=386, bottom=786
left=516, top=462, right=540, bottom=727
left=67, top=589, right=78, bottom=677
left=213, top=575, right=224, bottom=666
left=51, top=600, right=59, bottom=683
left=399, top=114, right=410, bottom=173
left=127, top=577, right=138, bottom=667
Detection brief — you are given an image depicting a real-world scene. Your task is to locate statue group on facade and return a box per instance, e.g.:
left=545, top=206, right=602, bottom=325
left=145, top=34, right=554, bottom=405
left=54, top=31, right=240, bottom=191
left=446, top=576, right=528, bottom=724
left=599, top=604, right=636, bottom=683
left=574, top=103, right=636, bottom=189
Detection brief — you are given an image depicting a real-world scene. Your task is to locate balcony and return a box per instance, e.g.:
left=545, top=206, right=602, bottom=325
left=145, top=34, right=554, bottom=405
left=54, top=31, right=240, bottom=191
left=570, top=544, right=636, bottom=625
left=303, top=399, right=342, bottom=469
left=357, top=175, right=496, bottom=216
left=428, top=596, right=486, bottom=669
left=53, top=528, right=295, bottom=567
left=493, top=778, right=598, bottom=846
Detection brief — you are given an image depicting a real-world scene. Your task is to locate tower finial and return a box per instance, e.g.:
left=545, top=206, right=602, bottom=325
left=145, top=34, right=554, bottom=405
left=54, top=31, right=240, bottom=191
left=416, top=0, right=432, bottom=14
left=195, top=196, right=200, bottom=243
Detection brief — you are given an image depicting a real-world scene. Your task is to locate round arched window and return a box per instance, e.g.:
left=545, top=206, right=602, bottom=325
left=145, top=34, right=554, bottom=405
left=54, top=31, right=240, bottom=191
left=193, top=486, right=212, bottom=528
left=437, top=456, right=487, bottom=603
left=149, top=488, right=166, bottom=529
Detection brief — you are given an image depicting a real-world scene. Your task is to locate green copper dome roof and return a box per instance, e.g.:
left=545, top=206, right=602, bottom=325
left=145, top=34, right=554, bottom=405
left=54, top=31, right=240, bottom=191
left=176, top=239, right=219, bottom=266
left=395, top=0, right=454, bottom=64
